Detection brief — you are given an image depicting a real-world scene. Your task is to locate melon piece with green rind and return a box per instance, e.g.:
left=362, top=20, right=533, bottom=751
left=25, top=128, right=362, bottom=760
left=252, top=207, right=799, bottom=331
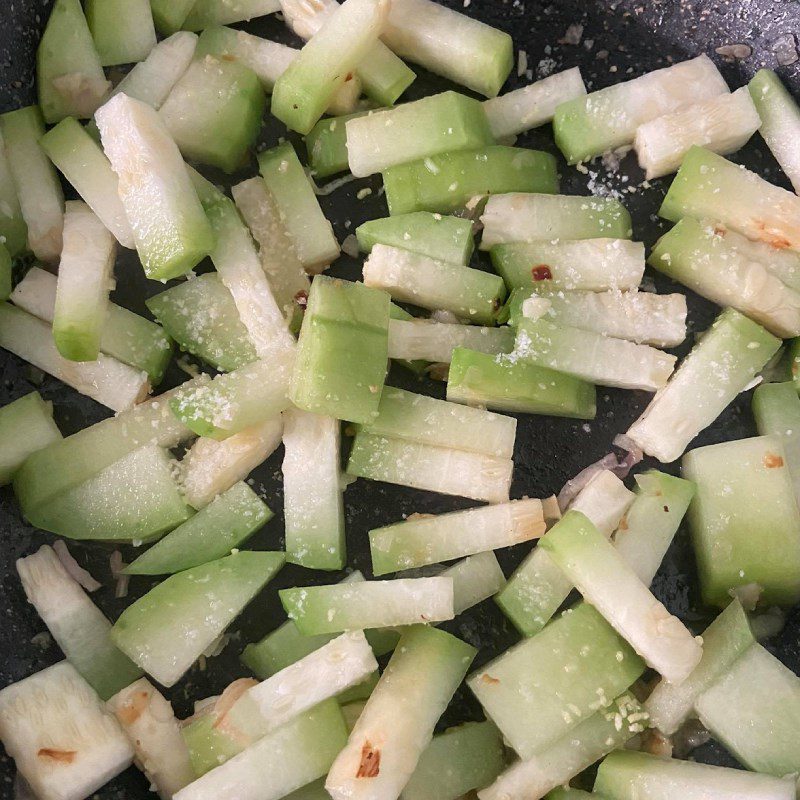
left=753, top=381, right=800, bottom=500
left=0, top=392, right=61, bottom=486
left=389, top=320, right=513, bottom=365
left=183, top=0, right=281, bottom=30
left=85, top=0, right=156, bottom=66
left=112, top=551, right=285, bottom=687
left=305, top=110, right=371, bottom=179
left=150, top=0, right=196, bottom=34
left=0, top=131, right=29, bottom=257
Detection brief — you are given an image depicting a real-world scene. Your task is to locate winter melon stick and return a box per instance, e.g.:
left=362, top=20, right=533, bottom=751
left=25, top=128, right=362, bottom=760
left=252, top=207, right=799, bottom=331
left=150, top=0, right=197, bottom=34
left=634, top=86, right=760, bottom=180
left=280, top=577, right=454, bottom=634
left=625, top=308, right=781, bottom=463
left=649, top=217, right=800, bottom=337
left=645, top=599, right=755, bottom=735
left=52, top=201, right=115, bottom=362
left=169, top=358, right=293, bottom=439
left=347, top=430, right=514, bottom=503
left=0, top=131, right=28, bottom=257
left=553, top=54, right=728, bottom=163
left=147, top=274, right=257, bottom=372
left=363, top=245, right=506, bottom=324
left=683, top=435, right=800, bottom=607
left=41, top=117, right=134, bottom=248
left=749, top=69, right=800, bottom=194
left=85, top=0, right=156, bottom=66
left=0, top=392, right=61, bottom=485
left=468, top=602, right=644, bottom=759
left=478, top=693, right=645, bottom=800
left=383, top=146, right=558, bottom=215
left=112, top=551, right=284, bottom=686
left=660, top=146, right=800, bottom=251
left=29, top=444, right=192, bottom=542
left=12, top=268, right=172, bottom=385
left=356, top=212, right=475, bottom=265
left=96, top=94, right=215, bottom=280
left=400, top=721, right=506, bottom=800
left=483, top=68, right=586, bottom=139
left=17, top=545, right=142, bottom=700
left=389, top=319, right=513, bottom=365
left=271, top=0, right=388, bottom=134
left=13, top=374, right=207, bottom=513
left=160, top=56, right=265, bottom=172
left=326, top=626, right=476, bottom=800
left=182, top=0, right=281, bottom=30
left=753, top=381, right=800, bottom=498
left=480, top=192, right=633, bottom=248
left=382, top=0, right=512, bottom=97
left=370, top=498, right=545, bottom=576
left=363, top=386, right=516, bottom=458
left=695, top=643, right=800, bottom=778
left=282, top=407, right=345, bottom=570
left=506, top=288, right=687, bottom=348
left=0, top=303, right=150, bottom=412
left=305, top=110, right=371, bottom=179
left=36, top=0, right=110, bottom=123
left=174, top=700, right=348, bottom=800
left=514, top=318, right=676, bottom=392
left=125, top=481, right=272, bottom=575
left=447, top=347, right=597, bottom=418
left=594, top=750, right=795, bottom=800
left=0, top=106, right=65, bottom=263
left=0, top=662, right=134, bottom=800
left=345, top=92, right=493, bottom=177
left=442, top=551, right=507, bottom=615
left=490, top=238, right=645, bottom=292
left=108, top=679, right=195, bottom=798
left=258, top=142, right=340, bottom=271
left=279, top=0, right=414, bottom=107
left=291, top=275, right=390, bottom=423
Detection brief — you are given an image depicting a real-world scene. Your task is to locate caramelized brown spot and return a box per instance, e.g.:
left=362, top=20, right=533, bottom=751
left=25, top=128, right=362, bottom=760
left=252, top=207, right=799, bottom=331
left=713, top=224, right=727, bottom=237
left=755, top=221, right=792, bottom=250
left=764, top=453, right=784, bottom=469
left=116, top=690, right=151, bottom=725
left=481, top=674, right=500, bottom=685
left=38, top=749, right=76, bottom=764
left=295, top=290, right=308, bottom=308
left=356, top=742, right=381, bottom=778
left=221, top=54, right=237, bottom=62
left=345, top=73, right=354, bottom=82
left=616, top=516, right=629, bottom=532
left=531, top=264, right=552, bottom=281
left=663, top=505, right=670, bottom=513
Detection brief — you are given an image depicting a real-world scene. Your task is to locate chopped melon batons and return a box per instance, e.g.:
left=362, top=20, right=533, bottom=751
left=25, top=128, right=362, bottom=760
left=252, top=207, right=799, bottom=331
left=491, top=239, right=645, bottom=292
left=17, top=544, right=142, bottom=700
left=484, top=68, right=586, bottom=139
left=478, top=693, right=645, bottom=800
left=370, top=498, right=546, bottom=576
left=180, top=417, right=283, bottom=509
left=382, top=0, right=512, bottom=97
left=96, top=94, right=214, bottom=280
left=626, top=308, right=781, bottom=462
left=271, top=0, right=388, bottom=134
left=36, top=0, right=109, bottom=123
left=282, top=407, right=345, bottom=570
left=0, top=392, right=61, bottom=486
left=305, top=109, right=370, bottom=179
left=517, top=289, right=687, bottom=347
left=85, top=0, right=156, bottom=66
left=0, top=303, right=150, bottom=412
left=568, top=469, right=637, bottom=536
left=541, top=511, right=703, bottom=683
left=345, top=92, right=493, bottom=177
left=0, top=106, right=65, bottom=262
left=347, top=430, right=513, bottom=503
left=480, top=193, right=632, bottom=249
left=635, top=86, right=760, bottom=179
left=554, top=55, right=728, bottom=163
left=0, top=661, right=133, bottom=800
left=41, top=117, right=135, bottom=248
left=326, top=626, right=476, bottom=800
left=645, top=599, right=755, bottom=735
left=174, top=700, right=348, bottom=800
left=594, top=750, right=795, bottom=800
left=108, top=679, right=195, bottom=800
left=53, top=201, right=115, bottom=362
left=112, top=551, right=285, bottom=686
left=753, top=381, right=800, bottom=498
left=388, top=318, right=514, bottom=364
left=281, top=577, right=454, bottom=634
left=0, top=130, right=28, bottom=257
left=183, top=0, right=281, bottom=29
left=443, top=551, right=507, bottom=615
left=514, top=318, right=676, bottom=392
left=749, top=69, right=800, bottom=194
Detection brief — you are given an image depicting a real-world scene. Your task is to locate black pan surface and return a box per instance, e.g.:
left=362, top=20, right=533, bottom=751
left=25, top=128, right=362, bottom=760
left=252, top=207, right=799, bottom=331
left=2, top=0, right=800, bottom=796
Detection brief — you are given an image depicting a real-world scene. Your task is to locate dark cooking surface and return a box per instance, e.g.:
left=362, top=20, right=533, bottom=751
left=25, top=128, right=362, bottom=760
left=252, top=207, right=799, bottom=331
left=3, top=0, right=800, bottom=794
